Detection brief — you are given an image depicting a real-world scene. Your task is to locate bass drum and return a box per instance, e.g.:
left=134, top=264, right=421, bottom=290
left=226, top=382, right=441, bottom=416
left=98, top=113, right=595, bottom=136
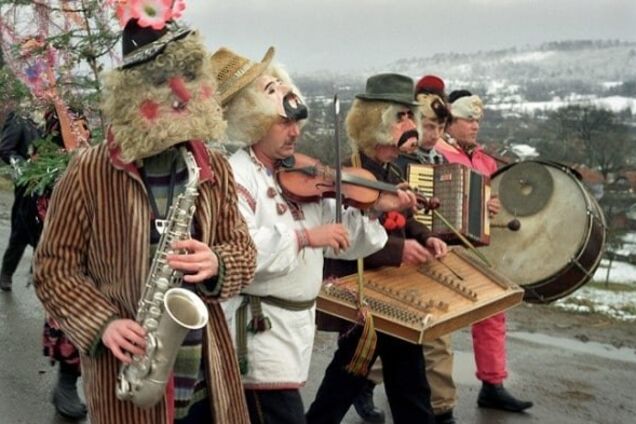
left=479, top=160, right=606, bottom=303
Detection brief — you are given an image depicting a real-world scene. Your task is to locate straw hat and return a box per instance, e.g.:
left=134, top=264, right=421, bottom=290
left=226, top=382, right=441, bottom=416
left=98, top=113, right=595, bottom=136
left=210, top=46, right=275, bottom=105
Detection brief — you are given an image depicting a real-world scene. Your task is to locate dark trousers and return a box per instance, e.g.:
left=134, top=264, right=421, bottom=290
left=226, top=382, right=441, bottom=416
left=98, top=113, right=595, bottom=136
left=245, top=388, right=307, bottom=424
left=174, top=397, right=212, bottom=424
left=1, top=186, right=41, bottom=277
left=306, top=327, right=434, bottom=424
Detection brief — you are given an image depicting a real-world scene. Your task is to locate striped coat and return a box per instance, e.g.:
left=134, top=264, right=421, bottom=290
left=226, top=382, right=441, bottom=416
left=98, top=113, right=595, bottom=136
left=34, top=140, right=256, bottom=424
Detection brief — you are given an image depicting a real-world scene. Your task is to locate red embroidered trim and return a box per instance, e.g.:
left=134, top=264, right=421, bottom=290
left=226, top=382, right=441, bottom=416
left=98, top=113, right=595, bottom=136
left=295, top=229, right=310, bottom=250
left=236, top=183, right=257, bottom=213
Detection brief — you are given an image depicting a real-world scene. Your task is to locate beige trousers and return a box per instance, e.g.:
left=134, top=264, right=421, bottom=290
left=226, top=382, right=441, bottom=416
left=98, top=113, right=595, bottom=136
left=423, top=334, right=456, bottom=414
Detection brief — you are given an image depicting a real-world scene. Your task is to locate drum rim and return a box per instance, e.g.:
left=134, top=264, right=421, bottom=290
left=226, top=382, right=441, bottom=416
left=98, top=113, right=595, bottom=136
left=490, top=160, right=607, bottom=303
left=522, top=207, right=606, bottom=303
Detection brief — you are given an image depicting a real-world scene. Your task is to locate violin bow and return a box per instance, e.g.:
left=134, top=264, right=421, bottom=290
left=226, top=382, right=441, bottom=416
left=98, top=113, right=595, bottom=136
left=333, top=95, right=364, bottom=293
left=333, top=94, right=342, bottom=223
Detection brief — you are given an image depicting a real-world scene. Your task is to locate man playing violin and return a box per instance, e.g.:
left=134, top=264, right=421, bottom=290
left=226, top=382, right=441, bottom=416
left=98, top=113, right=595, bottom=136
left=211, top=48, right=417, bottom=424
left=307, top=73, right=448, bottom=424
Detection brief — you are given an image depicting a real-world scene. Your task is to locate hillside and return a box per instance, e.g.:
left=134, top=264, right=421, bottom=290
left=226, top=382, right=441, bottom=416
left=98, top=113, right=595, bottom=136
left=296, top=40, right=636, bottom=112
left=390, top=40, right=636, bottom=87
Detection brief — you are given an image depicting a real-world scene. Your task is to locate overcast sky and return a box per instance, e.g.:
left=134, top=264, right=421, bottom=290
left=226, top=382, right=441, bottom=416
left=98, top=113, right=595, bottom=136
left=183, top=0, right=636, bottom=74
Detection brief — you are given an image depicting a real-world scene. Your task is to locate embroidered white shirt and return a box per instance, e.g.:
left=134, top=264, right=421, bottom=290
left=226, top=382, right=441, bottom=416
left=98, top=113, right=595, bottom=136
left=223, top=148, right=388, bottom=389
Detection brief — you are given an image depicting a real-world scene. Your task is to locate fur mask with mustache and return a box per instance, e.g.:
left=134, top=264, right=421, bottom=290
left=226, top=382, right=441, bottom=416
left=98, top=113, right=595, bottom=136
left=345, top=99, right=421, bottom=158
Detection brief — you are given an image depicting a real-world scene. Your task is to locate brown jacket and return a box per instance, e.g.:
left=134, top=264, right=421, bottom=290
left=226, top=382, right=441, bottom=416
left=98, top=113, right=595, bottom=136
left=34, top=140, right=255, bottom=423
left=323, top=152, right=433, bottom=278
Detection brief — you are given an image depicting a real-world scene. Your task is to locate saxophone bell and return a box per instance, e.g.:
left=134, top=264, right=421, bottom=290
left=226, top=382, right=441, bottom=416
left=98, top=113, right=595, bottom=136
left=117, top=288, right=208, bottom=408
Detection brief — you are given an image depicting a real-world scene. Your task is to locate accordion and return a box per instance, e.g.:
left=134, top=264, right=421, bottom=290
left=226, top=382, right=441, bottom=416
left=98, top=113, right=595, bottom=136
left=408, top=163, right=491, bottom=246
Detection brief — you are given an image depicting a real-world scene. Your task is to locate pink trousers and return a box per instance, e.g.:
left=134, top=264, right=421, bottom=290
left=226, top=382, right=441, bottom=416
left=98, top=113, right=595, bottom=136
left=472, top=312, right=507, bottom=384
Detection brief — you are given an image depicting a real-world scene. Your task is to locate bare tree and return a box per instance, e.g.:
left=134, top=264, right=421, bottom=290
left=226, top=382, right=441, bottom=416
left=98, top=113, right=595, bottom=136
left=540, top=105, right=636, bottom=177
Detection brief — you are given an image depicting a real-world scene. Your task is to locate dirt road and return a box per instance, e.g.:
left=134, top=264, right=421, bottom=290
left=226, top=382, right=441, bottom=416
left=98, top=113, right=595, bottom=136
left=1, top=188, right=634, bottom=423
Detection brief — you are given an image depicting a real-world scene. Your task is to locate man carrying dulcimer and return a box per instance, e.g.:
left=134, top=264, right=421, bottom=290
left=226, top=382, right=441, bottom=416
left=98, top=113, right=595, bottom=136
left=211, top=48, right=417, bottom=424
left=390, top=75, right=461, bottom=424
left=307, top=73, right=448, bottom=424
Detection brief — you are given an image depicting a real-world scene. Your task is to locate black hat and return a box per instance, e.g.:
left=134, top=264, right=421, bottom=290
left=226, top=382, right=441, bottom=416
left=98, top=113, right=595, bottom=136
left=356, top=73, right=418, bottom=107
left=448, top=89, right=473, bottom=104
left=121, top=19, right=191, bottom=69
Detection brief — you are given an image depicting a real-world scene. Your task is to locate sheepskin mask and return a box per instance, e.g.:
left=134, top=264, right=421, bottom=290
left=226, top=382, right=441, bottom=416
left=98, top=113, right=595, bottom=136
left=223, top=64, right=307, bottom=145
left=102, top=31, right=225, bottom=163
left=261, top=76, right=308, bottom=121
left=346, top=99, right=420, bottom=157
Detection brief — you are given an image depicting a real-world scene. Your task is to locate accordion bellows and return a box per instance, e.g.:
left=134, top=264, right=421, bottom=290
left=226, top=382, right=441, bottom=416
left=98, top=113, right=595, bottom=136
left=408, top=163, right=491, bottom=246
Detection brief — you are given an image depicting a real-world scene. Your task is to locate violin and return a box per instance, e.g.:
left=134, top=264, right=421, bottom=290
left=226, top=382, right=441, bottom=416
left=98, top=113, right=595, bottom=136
left=276, top=153, right=440, bottom=211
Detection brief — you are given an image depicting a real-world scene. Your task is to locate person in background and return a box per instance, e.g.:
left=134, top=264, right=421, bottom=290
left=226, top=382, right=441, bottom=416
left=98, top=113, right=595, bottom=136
left=0, top=106, right=41, bottom=291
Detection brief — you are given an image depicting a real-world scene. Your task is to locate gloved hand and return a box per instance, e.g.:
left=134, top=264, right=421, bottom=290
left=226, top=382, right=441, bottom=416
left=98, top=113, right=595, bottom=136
left=9, top=155, right=23, bottom=179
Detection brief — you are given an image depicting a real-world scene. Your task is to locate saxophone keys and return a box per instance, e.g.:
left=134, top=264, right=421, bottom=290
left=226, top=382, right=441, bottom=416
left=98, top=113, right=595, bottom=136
left=154, top=219, right=169, bottom=235
left=144, top=317, right=159, bottom=331
left=156, top=277, right=170, bottom=291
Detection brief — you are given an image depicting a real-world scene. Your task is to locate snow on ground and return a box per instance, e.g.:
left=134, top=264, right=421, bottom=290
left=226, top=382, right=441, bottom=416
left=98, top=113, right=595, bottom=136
left=508, top=51, right=555, bottom=63
left=593, top=259, right=636, bottom=285
left=488, top=95, right=636, bottom=114
left=601, top=81, right=623, bottom=89
left=606, top=232, right=636, bottom=258
left=554, top=286, right=636, bottom=322
left=510, top=143, right=539, bottom=159
left=621, top=233, right=636, bottom=244
left=595, top=96, right=636, bottom=113
left=551, top=257, right=636, bottom=321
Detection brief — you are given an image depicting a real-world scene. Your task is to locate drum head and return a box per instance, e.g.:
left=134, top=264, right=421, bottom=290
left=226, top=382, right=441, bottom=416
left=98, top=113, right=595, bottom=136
left=499, top=161, right=554, bottom=216
left=480, top=161, right=591, bottom=287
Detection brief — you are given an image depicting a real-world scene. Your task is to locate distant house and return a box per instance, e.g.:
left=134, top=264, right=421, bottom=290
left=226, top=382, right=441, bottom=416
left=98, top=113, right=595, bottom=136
left=597, top=169, right=636, bottom=230
left=620, top=170, right=636, bottom=192
left=571, top=164, right=605, bottom=200
left=626, top=204, right=636, bottom=230
left=510, top=143, right=539, bottom=160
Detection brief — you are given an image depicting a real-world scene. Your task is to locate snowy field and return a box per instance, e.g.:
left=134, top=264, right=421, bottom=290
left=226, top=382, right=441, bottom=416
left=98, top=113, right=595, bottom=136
left=550, top=258, right=636, bottom=321
left=593, top=259, right=636, bottom=285
left=488, top=95, right=636, bottom=115
left=555, top=285, right=636, bottom=322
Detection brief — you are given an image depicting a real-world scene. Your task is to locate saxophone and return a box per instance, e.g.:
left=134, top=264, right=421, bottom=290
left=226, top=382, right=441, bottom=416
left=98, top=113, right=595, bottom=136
left=116, top=147, right=209, bottom=408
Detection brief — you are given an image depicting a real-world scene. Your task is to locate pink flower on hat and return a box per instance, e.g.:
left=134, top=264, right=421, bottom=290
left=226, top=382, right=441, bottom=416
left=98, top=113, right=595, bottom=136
left=131, top=0, right=173, bottom=30
left=171, top=0, right=187, bottom=19
left=110, top=0, right=189, bottom=29
left=115, top=2, right=135, bottom=27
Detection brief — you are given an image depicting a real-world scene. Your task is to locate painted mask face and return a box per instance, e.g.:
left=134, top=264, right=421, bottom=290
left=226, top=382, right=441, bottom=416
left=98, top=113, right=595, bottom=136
left=102, top=32, right=225, bottom=163
left=257, top=75, right=308, bottom=121
left=138, top=58, right=215, bottom=121
left=392, top=107, right=419, bottom=150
